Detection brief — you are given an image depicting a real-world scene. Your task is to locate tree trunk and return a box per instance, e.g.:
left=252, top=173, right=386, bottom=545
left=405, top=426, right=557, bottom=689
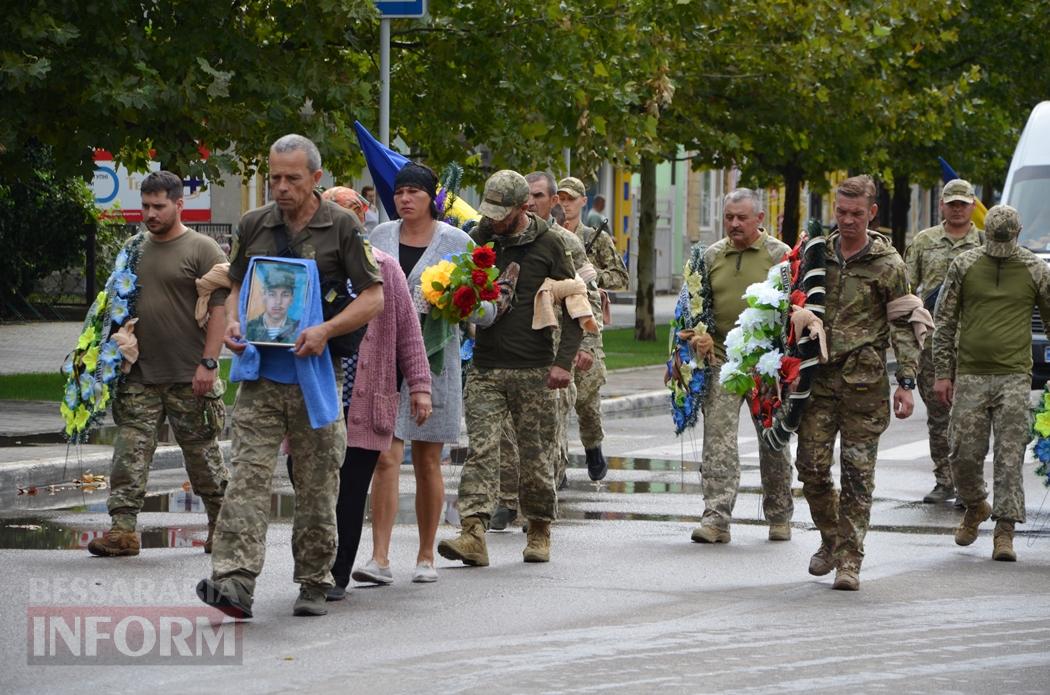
left=891, top=174, right=911, bottom=254
left=781, top=163, right=802, bottom=247
left=634, top=156, right=657, bottom=341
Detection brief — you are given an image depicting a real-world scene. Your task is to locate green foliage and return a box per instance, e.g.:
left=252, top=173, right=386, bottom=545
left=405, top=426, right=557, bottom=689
left=0, top=144, right=105, bottom=307
left=602, top=324, right=670, bottom=370
left=0, top=0, right=381, bottom=182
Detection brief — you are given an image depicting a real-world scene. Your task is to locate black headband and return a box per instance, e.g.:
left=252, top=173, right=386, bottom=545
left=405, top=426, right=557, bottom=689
left=394, top=163, right=438, bottom=201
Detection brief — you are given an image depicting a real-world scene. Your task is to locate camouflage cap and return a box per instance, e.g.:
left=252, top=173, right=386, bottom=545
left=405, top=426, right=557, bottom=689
left=985, top=204, right=1021, bottom=241
left=941, top=178, right=975, bottom=204
left=261, top=264, right=296, bottom=290
left=557, top=176, right=586, bottom=199
left=478, top=170, right=529, bottom=219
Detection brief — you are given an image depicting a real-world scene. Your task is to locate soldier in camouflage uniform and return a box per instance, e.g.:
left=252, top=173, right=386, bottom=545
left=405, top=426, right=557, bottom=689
left=438, top=170, right=583, bottom=565
left=904, top=179, right=984, bottom=504
left=490, top=172, right=600, bottom=530
left=88, top=170, right=230, bottom=559
left=933, top=204, right=1049, bottom=562
left=559, top=176, right=627, bottom=480
left=197, top=135, right=383, bottom=619
left=796, top=175, right=922, bottom=591
left=690, top=188, right=795, bottom=545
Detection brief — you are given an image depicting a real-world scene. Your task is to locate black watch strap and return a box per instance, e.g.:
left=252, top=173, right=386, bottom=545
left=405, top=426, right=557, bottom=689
left=898, top=376, right=916, bottom=390
left=200, top=358, right=219, bottom=370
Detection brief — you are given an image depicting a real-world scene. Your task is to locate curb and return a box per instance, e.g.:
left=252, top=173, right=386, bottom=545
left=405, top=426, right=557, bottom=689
left=0, top=441, right=232, bottom=489
left=601, top=390, right=668, bottom=415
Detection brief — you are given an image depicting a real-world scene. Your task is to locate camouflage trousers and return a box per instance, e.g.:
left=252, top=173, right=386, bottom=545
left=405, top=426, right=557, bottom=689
left=108, top=381, right=228, bottom=531
left=700, top=381, right=794, bottom=529
left=917, top=345, right=953, bottom=486
left=949, top=373, right=1031, bottom=523
left=573, top=355, right=607, bottom=449
left=460, top=367, right=559, bottom=522
left=498, top=378, right=575, bottom=509
left=795, top=367, right=890, bottom=568
left=211, top=378, right=346, bottom=593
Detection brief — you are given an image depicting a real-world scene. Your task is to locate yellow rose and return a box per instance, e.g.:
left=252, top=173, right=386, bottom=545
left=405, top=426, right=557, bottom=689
left=420, top=260, right=455, bottom=306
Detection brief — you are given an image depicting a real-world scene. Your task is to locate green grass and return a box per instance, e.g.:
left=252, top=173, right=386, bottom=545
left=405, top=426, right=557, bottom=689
left=601, top=324, right=670, bottom=370
left=0, top=360, right=237, bottom=405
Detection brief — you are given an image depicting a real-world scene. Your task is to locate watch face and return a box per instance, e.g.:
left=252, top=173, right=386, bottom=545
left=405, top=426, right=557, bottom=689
left=201, top=358, right=218, bottom=370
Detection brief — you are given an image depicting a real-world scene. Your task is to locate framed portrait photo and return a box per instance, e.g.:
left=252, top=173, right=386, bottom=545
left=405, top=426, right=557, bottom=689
left=244, top=259, right=310, bottom=347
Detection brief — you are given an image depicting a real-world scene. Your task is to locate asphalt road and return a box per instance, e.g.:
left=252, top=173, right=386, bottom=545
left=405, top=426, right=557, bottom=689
left=3, top=397, right=1050, bottom=694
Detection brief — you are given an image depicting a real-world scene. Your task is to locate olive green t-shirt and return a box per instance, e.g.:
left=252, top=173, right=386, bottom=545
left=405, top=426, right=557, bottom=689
left=707, top=232, right=789, bottom=359
left=127, top=229, right=229, bottom=384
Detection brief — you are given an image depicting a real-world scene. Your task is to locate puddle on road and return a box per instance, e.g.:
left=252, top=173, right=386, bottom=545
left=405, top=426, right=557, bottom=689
left=5, top=454, right=1045, bottom=550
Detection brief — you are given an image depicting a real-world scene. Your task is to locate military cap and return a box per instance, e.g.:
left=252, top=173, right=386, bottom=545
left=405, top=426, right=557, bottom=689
left=984, top=204, right=1021, bottom=241
left=557, top=176, right=587, bottom=199
left=478, top=170, right=529, bottom=220
left=941, top=178, right=976, bottom=204
left=261, top=265, right=296, bottom=290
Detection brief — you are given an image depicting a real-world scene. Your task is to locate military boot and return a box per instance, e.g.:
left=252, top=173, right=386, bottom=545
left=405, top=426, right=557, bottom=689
left=523, top=520, right=551, bottom=563
left=923, top=482, right=956, bottom=504
left=768, top=522, right=792, bottom=542
left=832, top=561, right=860, bottom=591
left=585, top=447, right=608, bottom=481
left=954, top=499, right=992, bottom=546
left=489, top=506, right=517, bottom=532
left=437, top=516, right=489, bottom=566
left=992, top=520, right=1017, bottom=562
left=203, top=523, right=215, bottom=554
left=87, top=529, right=140, bottom=557
left=292, top=585, right=328, bottom=617
left=808, top=543, right=835, bottom=576
left=196, top=576, right=253, bottom=620
left=690, top=524, right=731, bottom=544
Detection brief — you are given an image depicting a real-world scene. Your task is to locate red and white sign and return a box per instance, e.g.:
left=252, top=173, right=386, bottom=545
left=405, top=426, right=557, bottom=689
left=92, top=151, right=211, bottom=222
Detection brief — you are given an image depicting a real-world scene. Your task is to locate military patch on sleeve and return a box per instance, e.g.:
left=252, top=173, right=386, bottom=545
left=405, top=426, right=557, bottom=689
left=362, top=238, right=378, bottom=270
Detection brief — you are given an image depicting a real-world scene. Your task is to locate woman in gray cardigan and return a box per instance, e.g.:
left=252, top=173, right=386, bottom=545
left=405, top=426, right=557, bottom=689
left=357, top=164, right=494, bottom=584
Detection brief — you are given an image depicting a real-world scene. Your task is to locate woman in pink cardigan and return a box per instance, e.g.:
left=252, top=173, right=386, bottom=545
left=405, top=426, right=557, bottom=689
left=329, top=246, right=432, bottom=600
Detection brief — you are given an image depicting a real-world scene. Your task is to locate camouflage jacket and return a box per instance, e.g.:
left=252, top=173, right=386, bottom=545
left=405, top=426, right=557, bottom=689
left=823, top=231, right=920, bottom=380
left=904, top=222, right=983, bottom=302
left=548, top=219, right=603, bottom=353
left=933, top=245, right=1050, bottom=378
left=570, top=221, right=630, bottom=290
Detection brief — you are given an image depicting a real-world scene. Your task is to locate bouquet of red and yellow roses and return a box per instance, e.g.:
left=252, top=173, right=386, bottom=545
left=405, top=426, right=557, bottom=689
left=420, top=242, right=500, bottom=322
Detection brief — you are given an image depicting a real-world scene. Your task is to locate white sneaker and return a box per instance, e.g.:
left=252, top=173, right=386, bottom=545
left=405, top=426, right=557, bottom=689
left=411, top=561, right=438, bottom=583
left=351, top=559, right=393, bottom=585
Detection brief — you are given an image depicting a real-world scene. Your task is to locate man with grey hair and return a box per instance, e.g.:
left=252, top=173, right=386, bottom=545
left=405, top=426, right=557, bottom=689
left=933, top=204, right=1050, bottom=562
left=689, top=187, right=795, bottom=545
left=198, top=133, right=384, bottom=619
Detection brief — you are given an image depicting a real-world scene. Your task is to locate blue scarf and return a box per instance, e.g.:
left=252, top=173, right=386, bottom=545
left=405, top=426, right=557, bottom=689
left=230, top=256, right=341, bottom=429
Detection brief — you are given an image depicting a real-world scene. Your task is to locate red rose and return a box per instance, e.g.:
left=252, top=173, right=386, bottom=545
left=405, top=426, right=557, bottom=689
left=471, top=269, right=488, bottom=287
left=779, top=356, right=802, bottom=384
left=452, top=285, right=477, bottom=317
left=790, top=290, right=808, bottom=308
left=479, top=284, right=500, bottom=301
left=472, top=245, right=496, bottom=269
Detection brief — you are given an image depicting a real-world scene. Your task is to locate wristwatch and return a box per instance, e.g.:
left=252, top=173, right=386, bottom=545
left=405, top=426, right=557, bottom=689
left=200, top=358, right=219, bottom=370
left=897, top=376, right=916, bottom=390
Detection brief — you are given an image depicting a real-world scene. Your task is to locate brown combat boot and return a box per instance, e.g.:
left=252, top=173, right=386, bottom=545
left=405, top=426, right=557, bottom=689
left=808, top=543, right=835, bottom=576
left=954, top=499, right=992, bottom=546
left=832, top=562, right=860, bottom=591
left=204, top=523, right=215, bottom=554
left=992, top=520, right=1016, bottom=562
left=437, top=516, right=489, bottom=567
left=768, top=522, right=792, bottom=541
left=523, top=520, right=551, bottom=562
left=88, top=529, right=140, bottom=557
left=690, top=524, right=731, bottom=544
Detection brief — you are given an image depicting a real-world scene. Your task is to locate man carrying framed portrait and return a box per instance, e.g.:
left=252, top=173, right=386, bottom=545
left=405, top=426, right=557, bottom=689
left=243, top=260, right=307, bottom=345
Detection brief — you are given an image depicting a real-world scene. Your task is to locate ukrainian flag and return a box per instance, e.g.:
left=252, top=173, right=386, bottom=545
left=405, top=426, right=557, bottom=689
left=938, top=157, right=988, bottom=228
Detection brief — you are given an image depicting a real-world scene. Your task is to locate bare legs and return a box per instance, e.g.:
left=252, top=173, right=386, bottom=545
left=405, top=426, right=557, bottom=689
left=368, top=438, right=446, bottom=568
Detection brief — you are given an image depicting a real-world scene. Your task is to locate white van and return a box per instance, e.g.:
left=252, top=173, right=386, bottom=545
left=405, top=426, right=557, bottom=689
left=1003, top=101, right=1050, bottom=384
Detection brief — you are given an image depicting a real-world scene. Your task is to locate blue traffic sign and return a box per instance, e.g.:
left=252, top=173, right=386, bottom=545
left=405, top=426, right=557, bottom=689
left=376, top=1, right=426, bottom=18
